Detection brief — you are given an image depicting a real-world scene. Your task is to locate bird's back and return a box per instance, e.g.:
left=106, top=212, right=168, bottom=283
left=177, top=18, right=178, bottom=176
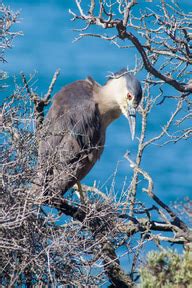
left=53, top=80, right=94, bottom=107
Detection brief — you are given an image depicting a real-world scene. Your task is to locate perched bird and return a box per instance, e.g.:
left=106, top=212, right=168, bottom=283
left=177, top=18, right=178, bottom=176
left=38, top=69, right=142, bottom=198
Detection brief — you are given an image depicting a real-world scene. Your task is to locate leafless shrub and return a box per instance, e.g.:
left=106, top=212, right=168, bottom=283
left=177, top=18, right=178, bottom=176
left=0, top=2, right=21, bottom=63
left=1, top=1, right=192, bottom=287
left=0, top=2, right=22, bottom=89
left=1, top=73, right=191, bottom=287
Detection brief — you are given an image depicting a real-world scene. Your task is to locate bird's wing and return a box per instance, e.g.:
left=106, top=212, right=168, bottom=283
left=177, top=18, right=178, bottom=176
left=39, top=80, right=102, bottom=174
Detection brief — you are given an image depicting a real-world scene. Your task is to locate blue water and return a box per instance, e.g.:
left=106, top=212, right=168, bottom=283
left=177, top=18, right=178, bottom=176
left=2, top=0, right=191, bottom=207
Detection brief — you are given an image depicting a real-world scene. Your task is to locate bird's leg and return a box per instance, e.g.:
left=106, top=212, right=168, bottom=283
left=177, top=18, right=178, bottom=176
left=77, top=181, right=86, bottom=205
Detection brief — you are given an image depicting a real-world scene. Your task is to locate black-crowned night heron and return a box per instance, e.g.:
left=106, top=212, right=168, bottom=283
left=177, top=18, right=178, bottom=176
left=39, top=68, right=142, bottom=199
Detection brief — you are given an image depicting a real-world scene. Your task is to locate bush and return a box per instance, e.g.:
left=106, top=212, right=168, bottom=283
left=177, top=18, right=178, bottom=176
left=140, top=249, right=192, bottom=288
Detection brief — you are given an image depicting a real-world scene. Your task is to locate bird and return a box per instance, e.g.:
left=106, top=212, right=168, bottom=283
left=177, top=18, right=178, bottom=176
left=38, top=68, right=142, bottom=200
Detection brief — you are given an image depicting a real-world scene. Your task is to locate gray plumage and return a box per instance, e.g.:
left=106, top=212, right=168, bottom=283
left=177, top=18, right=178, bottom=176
left=39, top=79, right=104, bottom=195
left=38, top=69, right=142, bottom=196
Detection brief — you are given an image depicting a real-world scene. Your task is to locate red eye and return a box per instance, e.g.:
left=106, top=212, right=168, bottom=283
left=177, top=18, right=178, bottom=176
left=127, top=93, right=133, bottom=100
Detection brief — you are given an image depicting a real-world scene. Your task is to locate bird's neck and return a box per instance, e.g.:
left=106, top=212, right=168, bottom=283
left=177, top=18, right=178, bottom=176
left=94, top=81, right=122, bottom=128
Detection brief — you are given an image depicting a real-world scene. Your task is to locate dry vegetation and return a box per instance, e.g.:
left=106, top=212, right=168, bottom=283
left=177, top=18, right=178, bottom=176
left=1, top=1, right=192, bottom=287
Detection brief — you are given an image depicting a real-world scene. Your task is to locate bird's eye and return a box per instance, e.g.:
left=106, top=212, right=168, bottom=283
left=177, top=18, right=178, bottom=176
left=127, top=93, right=133, bottom=100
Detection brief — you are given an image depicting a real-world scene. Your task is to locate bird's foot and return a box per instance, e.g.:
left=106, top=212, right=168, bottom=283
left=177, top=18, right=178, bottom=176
left=75, top=182, right=87, bottom=206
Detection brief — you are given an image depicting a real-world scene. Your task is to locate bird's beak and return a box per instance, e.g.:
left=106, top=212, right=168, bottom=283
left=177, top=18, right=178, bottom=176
left=127, top=107, right=136, bottom=140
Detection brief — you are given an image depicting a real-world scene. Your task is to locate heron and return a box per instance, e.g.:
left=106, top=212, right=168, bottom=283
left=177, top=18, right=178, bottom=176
left=38, top=68, right=142, bottom=201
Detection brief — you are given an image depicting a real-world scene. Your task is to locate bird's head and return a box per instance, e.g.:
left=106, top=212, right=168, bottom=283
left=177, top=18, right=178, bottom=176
left=106, top=69, right=142, bottom=140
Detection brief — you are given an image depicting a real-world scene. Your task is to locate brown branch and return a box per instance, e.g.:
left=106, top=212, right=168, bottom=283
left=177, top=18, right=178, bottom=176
left=43, top=69, right=60, bottom=103
left=143, top=98, right=183, bottom=147
left=128, top=100, right=147, bottom=216
left=123, top=0, right=137, bottom=27
left=72, top=0, right=192, bottom=93
left=89, top=0, right=95, bottom=15
left=49, top=196, right=133, bottom=287
left=21, top=70, right=60, bottom=130
left=48, top=195, right=190, bottom=241
left=116, top=21, right=192, bottom=93
left=118, top=217, right=191, bottom=244
left=125, top=152, right=189, bottom=232
left=102, top=240, right=133, bottom=287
